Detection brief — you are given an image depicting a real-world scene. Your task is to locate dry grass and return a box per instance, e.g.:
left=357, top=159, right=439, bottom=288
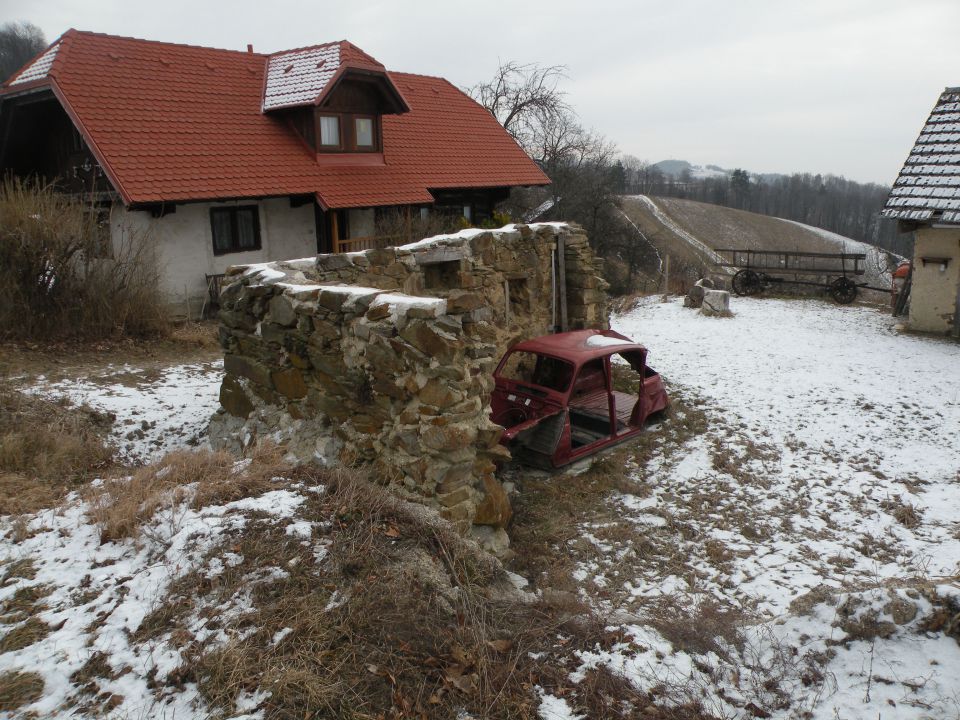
left=0, top=670, right=45, bottom=712
left=86, top=444, right=291, bottom=543
left=169, top=320, right=220, bottom=350
left=881, top=496, right=922, bottom=529
left=123, top=465, right=624, bottom=719
left=508, top=386, right=708, bottom=590
left=0, top=617, right=50, bottom=653
left=0, top=388, right=114, bottom=515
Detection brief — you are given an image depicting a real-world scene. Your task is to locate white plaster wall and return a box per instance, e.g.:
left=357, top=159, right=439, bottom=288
left=111, top=198, right=317, bottom=317
left=909, top=227, right=960, bottom=334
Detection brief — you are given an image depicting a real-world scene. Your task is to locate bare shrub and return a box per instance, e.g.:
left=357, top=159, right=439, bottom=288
left=0, top=388, right=113, bottom=515
left=0, top=178, right=167, bottom=341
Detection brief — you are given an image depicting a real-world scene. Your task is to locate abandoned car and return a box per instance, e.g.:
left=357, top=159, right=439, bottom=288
left=490, top=329, right=669, bottom=468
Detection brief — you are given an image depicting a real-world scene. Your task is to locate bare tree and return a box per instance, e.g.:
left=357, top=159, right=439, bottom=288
left=469, top=61, right=570, bottom=154
left=0, top=21, right=46, bottom=82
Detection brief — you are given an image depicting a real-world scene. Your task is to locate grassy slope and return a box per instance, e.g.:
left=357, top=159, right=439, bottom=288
left=620, top=195, right=894, bottom=293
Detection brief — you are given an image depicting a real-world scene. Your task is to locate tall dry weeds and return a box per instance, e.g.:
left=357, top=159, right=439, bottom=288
left=0, top=177, right=168, bottom=340
left=0, top=388, right=114, bottom=515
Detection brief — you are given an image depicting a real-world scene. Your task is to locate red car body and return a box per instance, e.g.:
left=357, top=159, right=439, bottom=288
left=490, top=329, right=669, bottom=468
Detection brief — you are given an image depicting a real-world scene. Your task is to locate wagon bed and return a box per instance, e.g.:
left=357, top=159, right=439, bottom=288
left=715, top=248, right=880, bottom=304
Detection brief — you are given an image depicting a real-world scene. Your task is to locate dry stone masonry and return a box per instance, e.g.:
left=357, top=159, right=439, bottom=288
left=209, top=223, right=608, bottom=552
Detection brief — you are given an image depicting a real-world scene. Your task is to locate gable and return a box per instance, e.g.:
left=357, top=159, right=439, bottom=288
left=883, top=88, right=960, bottom=225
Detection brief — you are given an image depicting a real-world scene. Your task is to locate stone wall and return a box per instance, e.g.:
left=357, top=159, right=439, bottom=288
left=209, top=223, right=608, bottom=552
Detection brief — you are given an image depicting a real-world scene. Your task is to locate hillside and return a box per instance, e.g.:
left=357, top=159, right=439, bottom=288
left=620, top=195, right=896, bottom=294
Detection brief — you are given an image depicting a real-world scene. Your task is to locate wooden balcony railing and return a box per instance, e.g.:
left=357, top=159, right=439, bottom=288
left=334, top=234, right=401, bottom=254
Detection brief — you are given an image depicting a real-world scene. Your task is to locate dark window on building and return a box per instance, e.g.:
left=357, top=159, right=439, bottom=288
left=211, top=206, right=261, bottom=255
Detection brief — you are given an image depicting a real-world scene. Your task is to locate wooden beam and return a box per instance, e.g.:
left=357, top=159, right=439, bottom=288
left=557, top=234, right=568, bottom=331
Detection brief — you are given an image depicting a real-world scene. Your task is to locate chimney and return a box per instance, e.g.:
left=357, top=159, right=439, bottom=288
left=247, top=44, right=253, bottom=53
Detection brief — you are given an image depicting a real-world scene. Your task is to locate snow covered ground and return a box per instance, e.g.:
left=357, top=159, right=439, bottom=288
left=27, top=360, right=223, bottom=464
left=550, top=297, right=960, bottom=719
left=2, top=297, right=958, bottom=719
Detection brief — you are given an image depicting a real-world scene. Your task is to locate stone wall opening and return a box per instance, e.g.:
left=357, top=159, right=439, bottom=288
left=423, top=259, right=462, bottom=290
left=209, top=223, right=609, bottom=554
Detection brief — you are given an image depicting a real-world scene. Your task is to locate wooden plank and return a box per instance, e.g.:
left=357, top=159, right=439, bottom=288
left=557, top=233, right=568, bottom=331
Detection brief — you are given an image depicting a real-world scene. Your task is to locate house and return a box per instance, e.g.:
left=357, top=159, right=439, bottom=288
left=882, top=87, right=960, bottom=336
left=0, top=30, right=549, bottom=314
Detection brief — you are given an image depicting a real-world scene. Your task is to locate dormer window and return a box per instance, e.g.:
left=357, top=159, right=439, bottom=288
left=354, top=117, right=374, bottom=149
left=319, top=115, right=340, bottom=148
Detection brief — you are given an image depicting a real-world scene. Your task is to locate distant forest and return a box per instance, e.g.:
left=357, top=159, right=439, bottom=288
left=617, top=162, right=913, bottom=257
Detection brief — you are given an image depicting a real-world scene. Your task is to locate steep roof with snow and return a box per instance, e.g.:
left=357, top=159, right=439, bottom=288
left=882, top=87, right=960, bottom=225
left=0, top=30, right=548, bottom=208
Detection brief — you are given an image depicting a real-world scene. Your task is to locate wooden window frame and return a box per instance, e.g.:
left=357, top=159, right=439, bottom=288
left=314, top=111, right=380, bottom=153
left=316, top=114, right=342, bottom=151
left=210, top=205, right=262, bottom=256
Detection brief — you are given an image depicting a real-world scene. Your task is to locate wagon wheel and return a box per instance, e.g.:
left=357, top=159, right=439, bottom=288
left=830, top=276, right=858, bottom=304
left=732, top=269, right=762, bottom=296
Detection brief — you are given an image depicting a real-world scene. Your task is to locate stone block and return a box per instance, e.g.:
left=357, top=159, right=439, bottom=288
left=224, top=354, right=273, bottom=388
left=400, top=321, right=459, bottom=363
left=267, top=294, right=297, bottom=326
left=684, top=284, right=705, bottom=309
left=219, top=375, right=253, bottom=418
left=473, top=475, right=512, bottom=527
left=701, top=289, right=732, bottom=317
left=271, top=367, right=308, bottom=399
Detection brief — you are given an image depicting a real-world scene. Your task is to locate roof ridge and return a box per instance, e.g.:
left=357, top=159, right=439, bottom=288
left=59, top=29, right=269, bottom=58
left=388, top=70, right=448, bottom=82
left=267, top=40, right=343, bottom=57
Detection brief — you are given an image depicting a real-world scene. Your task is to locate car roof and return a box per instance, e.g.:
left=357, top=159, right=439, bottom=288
left=508, top=329, right=647, bottom=363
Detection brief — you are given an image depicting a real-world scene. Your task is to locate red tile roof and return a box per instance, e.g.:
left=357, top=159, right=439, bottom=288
left=2, top=30, right=549, bottom=208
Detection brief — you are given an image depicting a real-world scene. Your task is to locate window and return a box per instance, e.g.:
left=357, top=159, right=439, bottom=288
left=354, top=117, right=374, bottom=148
left=319, top=115, right=340, bottom=147
left=211, top=206, right=261, bottom=255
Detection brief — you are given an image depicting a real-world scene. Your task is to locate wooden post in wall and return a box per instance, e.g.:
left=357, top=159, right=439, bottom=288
left=557, top=233, right=568, bottom=331
left=331, top=212, right=340, bottom=254
left=404, top=206, right=412, bottom=244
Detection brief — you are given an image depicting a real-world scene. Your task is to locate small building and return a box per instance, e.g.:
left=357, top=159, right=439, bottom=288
left=0, top=30, right=549, bottom=314
left=882, top=87, right=960, bottom=336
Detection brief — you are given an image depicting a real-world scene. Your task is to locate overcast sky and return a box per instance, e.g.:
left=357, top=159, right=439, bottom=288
left=7, top=0, right=959, bottom=185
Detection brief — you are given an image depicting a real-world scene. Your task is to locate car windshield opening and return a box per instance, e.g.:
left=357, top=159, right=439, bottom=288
left=499, top=351, right=574, bottom=392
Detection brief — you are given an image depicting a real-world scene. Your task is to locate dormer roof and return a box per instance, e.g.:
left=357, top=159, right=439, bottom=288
left=262, top=40, right=408, bottom=113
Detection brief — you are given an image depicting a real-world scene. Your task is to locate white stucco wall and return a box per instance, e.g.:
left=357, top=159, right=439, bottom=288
left=111, top=198, right=317, bottom=317
left=909, top=227, right=960, bottom=335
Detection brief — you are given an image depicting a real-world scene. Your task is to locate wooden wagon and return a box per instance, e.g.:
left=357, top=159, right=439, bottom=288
left=715, top=248, right=872, bottom=304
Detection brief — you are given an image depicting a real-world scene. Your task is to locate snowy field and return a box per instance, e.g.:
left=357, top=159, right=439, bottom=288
left=28, top=360, right=223, bottom=464
left=547, top=297, right=960, bottom=719
left=1, top=297, right=959, bottom=719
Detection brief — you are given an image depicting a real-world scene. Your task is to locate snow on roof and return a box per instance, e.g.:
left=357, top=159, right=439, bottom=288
left=262, top=43, right=341, bottom=111
left=585, top=334, right=634, bottom=348
left=883, top=88, right=960, bottom=224
left=7, top=40, right=60, bottom=85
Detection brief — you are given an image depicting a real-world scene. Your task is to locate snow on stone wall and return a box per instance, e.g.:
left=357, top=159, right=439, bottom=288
left=208, top=223, right=608, bottom=553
